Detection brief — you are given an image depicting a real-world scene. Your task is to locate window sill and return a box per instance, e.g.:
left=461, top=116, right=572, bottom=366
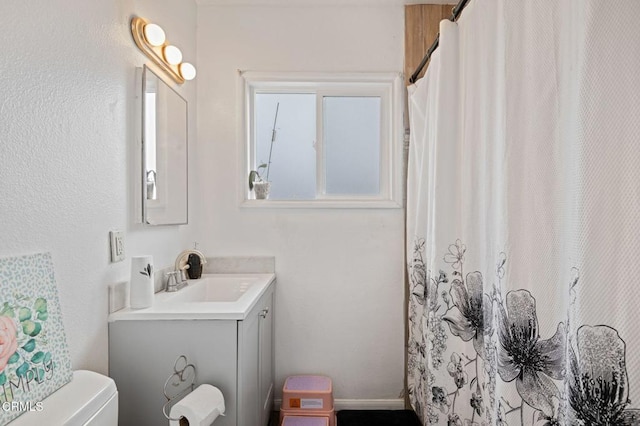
left=240, top=199, right=402, bottom=209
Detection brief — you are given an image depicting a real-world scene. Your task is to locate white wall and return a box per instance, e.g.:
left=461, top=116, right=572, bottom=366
left=0, top=0, right=406, bottom=403
left=0, top=0, right=198, bottom=374
left=196, top=4, right=406, bottom=402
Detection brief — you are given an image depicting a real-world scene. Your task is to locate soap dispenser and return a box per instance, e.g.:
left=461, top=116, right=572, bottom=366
left=186, top=253, right=202, bottom=279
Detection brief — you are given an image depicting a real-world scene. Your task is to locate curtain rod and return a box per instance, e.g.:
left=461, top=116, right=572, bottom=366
left=408, top=0, right=471, bottom=84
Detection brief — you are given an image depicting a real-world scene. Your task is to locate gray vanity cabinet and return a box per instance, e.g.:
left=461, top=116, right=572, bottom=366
left=238, top=285, right=274, bottom=426
left=259, top=289, right=274, bottom=426
left=108, top=281, right=275, bottom=426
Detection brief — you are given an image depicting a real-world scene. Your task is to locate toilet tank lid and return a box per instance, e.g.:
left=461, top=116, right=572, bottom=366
left=8, top=370, right=117, bottom=425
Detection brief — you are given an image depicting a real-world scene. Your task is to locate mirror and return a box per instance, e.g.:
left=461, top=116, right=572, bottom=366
left=142, top=66, right=188, bottom=225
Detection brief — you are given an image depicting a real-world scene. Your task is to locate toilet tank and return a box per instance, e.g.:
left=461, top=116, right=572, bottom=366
left=8, top=370, right=118, bottom=426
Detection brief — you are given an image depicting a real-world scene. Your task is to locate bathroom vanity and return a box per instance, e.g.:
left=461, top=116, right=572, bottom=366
left=108, top=274, right=275, bottom=426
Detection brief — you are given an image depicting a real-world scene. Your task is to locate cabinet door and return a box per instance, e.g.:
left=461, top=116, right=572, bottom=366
left=238, top=308, right=260, bottom=426
left=109, top=320, right=238, bottom=426
left=259, top=290, right=274, bottom=426
left=238, top=282, right=275, bottom=426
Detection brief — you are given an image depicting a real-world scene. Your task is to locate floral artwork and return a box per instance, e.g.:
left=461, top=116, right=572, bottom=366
left=0, top=253, right=73, bottom=424
left=407, top=240, right=640, bottom=426
left=0, top=297, right=52, bottom=385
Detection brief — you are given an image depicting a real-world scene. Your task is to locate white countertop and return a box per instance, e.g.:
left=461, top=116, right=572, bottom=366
left=108, top=273, right=275, bottom=321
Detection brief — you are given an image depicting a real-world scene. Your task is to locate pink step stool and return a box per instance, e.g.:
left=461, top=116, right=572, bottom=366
left=280, top=375, right=334, bottom=426
left=282, top=375, right=333, bottom=411
left=280, top=408, right=336, bottom=426
left=282, top=416, right=329, bottom=426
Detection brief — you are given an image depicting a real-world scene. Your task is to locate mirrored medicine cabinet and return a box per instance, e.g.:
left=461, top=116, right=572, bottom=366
left=141, top=65, right=188, bottom=225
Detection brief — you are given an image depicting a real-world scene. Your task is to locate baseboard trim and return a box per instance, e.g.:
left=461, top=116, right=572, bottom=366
left=275, top=398, right=405, bottom=411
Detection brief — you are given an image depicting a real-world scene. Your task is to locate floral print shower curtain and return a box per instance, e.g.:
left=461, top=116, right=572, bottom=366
left=406, top=1, right=640, bottom=425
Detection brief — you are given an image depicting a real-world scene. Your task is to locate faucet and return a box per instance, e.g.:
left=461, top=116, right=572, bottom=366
left=174, top=247, right=207, bottom=282
left=165, top=271, right=187, bottom=292
left=165, top=246, right=207, bottom=293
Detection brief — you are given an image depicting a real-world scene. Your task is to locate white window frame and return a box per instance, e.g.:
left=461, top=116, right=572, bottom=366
left=239, top=71, right=404, bottom=209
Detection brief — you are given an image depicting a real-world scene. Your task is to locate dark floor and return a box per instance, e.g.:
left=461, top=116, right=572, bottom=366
left=270, top=410, right=422, bottom=426
left=337, top=410, right=421, bottom=426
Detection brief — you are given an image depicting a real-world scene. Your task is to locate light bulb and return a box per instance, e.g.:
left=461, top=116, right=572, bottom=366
left=163, top=45, right=182, bottom=65
left=179, top=63, right=197, bottom=80
left=143, top=23, right=165, bottom=47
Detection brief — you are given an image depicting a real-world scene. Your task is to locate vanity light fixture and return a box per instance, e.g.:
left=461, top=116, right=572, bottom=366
left=143, top=23, right=165, bottom=47
left=179, top=63, right=197, bottom=81
left=163, top=45, right=183, bottom=65
left=131, top=16, right=196, bottom=84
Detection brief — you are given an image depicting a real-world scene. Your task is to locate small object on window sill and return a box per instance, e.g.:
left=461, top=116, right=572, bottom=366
left=253, top=181, right=271, bottom=200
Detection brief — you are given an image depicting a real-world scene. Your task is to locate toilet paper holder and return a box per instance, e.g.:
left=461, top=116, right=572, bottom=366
left=162, top=355, right=197, bottom=421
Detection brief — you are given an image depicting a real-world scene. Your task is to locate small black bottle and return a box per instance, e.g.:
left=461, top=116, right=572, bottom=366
left=186, top=254, right=202, bottom=279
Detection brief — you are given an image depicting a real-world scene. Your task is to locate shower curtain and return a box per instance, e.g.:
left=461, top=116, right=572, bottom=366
left=406, top=0, right=640, bottom=425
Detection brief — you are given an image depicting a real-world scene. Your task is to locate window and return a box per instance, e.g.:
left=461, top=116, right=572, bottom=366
left=241, top=72, right=403, bottom=208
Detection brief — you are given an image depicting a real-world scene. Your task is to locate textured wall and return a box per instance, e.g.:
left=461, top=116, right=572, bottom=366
left=196, top=4, right=406, bottom=403
left=0, top=0, right=198, bottom=374
left=0, top=0, right=405, bottom=402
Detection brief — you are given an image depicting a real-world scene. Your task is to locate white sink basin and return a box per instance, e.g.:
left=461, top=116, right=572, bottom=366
left=162, top=276, right=254, bottom=303
left=108, top=273, right=275, bottom=321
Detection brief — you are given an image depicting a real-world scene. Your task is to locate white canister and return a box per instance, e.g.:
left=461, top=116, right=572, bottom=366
left=130, top=255, right=154, bottom=309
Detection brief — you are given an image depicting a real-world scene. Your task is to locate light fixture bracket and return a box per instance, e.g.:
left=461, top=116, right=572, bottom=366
left=131, top=16, right=185, bottom=84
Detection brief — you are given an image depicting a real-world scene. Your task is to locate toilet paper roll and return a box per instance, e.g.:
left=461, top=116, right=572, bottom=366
left=169, top=384, right=225, bottom=426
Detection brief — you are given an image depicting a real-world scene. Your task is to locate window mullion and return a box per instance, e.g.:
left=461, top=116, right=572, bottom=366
left=315, top=92, right=325, bottom=198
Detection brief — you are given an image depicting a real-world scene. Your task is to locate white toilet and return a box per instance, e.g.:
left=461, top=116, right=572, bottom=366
left=9, top=370, right=118, bottom=426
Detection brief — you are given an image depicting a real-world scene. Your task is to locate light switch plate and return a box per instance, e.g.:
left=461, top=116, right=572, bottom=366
left=110, top=231, right=125, bottom=263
